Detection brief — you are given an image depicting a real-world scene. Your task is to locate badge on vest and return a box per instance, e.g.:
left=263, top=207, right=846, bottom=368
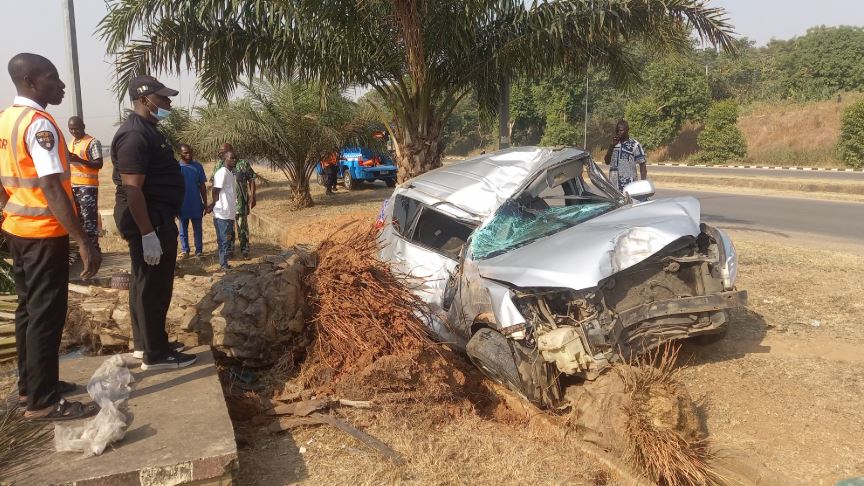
left=35, top=131, right=55, bottom=151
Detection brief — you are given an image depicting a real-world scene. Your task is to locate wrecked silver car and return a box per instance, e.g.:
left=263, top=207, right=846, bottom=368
left=377, top=147, right=747, bottom=406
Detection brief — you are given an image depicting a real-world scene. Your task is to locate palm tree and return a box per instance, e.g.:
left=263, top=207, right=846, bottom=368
left=99, top=0, right=735, bottom=181
left=182, top=81, right=375, bottom=209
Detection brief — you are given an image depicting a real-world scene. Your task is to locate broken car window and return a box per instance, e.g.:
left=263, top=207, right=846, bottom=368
left=411, top=208, right=475, bottom=260
left=391, top=194, right=423, bottom=237
left=470, top=157, right=621, bottom=260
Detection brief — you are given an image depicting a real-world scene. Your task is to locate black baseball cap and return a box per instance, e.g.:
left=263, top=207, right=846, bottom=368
left=128, top=75, right=179, bottom=101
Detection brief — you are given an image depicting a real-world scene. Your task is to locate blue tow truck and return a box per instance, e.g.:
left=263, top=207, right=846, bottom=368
left=316, top=147, right=398, bottom=191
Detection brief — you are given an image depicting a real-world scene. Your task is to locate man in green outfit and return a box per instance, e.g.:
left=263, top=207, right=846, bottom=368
left=212, top=143, right=257, bottom=258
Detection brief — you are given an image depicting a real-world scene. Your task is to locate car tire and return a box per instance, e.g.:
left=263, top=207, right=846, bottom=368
left=343, top=170, right=358, bottom=191
left=466, top=328, right=538, bottom=402
left=316, top=171, right=325, bottom=187
left=385, top=178, right=397, bottom=187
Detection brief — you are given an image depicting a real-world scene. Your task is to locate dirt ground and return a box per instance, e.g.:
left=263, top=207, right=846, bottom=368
left=245, top=167, right=864, bottom=486
left=5, top=163, right=859, bottom=485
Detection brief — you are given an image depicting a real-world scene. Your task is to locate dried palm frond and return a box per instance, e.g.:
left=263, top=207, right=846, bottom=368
left=618, top=344, right=723, bottom=486
left=305, top=220, right=432, bottom=380
left=0, top=408, right=51, bottom=472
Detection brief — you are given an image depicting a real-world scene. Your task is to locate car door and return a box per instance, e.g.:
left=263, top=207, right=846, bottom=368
left=384, top=195, right=475, bottom=345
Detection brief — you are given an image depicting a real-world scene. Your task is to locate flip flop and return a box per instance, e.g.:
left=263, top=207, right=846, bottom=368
left=13, top=381, right=81, bottom=408
left=26, top=399, right=99, bottom=422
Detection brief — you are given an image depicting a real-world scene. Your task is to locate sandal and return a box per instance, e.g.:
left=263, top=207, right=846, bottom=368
left=12, top=381, right=79, bottom=408
left=26, top=398, right=99, bottom=422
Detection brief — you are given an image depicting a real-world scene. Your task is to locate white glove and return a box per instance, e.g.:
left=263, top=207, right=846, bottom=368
left=141, top=231, right=163, bottom=266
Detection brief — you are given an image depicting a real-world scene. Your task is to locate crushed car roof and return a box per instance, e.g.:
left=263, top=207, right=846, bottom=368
left=402, top=146, right=587, bottom=220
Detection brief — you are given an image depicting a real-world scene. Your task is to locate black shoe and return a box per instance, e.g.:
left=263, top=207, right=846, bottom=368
left=141, top=351, right=197, bottom=371
left=132, top=341, right=185, bottom=360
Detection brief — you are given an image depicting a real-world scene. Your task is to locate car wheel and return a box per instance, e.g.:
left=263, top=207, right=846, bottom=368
left=385, top=178, right=397, bottom=187
left=343, top=170, right=358, bottom=191
left=467, top=328, right=538, bottom=402
left=316, top=171, right=325, bottom=186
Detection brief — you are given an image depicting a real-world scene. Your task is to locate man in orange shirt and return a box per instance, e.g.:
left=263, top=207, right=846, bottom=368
left=0, top=53, right=100, bottom=421
left=321, top=151, right=342, bottom=196
left=67, top=116, right=103, bottom=253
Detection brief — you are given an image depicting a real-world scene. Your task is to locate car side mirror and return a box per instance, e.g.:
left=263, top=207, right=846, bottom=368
left=623, top=180, right=655, bottom=199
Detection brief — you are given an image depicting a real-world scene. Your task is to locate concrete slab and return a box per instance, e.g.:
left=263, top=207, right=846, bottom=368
left=69, top=251, right=131, bottom=287
left=3, top=347, right=237, bottom=486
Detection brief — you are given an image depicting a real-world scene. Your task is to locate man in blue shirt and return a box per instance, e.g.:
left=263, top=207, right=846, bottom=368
left=178, top=144, right=207, bottom=257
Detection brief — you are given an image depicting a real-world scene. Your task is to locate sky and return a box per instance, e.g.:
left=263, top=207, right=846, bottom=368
left=1, top=0, right=863, bottom=146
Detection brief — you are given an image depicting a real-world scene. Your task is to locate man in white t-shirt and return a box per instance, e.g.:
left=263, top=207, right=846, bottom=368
left=208, top=150, right=237, bottom=270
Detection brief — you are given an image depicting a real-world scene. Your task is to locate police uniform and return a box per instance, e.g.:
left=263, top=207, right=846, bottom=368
left=0, top=96, right=75, bottom=411
left=68, top=132, right=102, bottom=251
left=111, top=85, right=184, bottom=362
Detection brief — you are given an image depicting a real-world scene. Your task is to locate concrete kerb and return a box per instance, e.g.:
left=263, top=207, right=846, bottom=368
left=649, top=162, right=864, bottom=172
left=3, top=347, right=238, bottom=486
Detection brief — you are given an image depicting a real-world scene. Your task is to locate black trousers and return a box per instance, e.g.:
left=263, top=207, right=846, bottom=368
left=5, top=232, right=69, bottom=411
left=325, top=165, right=338, bottom=190
left=125, top=220, right=178, bottom=362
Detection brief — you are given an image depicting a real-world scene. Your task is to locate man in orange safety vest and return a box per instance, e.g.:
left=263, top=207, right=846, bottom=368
left=67, top=115, right=103, bottom=253
left=0, top=53, right=101, bottom=421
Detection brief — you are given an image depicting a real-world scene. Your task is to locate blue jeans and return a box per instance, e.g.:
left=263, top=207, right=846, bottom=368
left=213, top=217, right=235, bottom=268
left=178, top=217, right=203, bottom=255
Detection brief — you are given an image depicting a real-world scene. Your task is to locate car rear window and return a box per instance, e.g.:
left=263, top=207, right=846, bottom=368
left=412, top=208, right=474, bottom=259
left=391, top=194, right=422, bottom=237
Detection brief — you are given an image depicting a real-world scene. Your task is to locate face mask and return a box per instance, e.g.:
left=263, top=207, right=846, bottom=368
left=144, top=97, right=171, bottom=121
left=153, top=106, right=171, bottom=121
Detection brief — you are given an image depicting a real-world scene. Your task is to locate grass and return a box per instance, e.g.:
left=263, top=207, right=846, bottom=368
left=644, top=92, right=864, bottom=168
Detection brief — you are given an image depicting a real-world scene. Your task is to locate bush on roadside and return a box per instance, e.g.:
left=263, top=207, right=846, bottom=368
left=695, top=100, right=747, bottom=164
left=625, top=97, right=679, bottom=150
left=836, top=99, right=864, bottom=169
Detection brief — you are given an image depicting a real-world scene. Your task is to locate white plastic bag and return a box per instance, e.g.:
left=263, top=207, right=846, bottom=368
left=54, top=354, right=133, bottom=456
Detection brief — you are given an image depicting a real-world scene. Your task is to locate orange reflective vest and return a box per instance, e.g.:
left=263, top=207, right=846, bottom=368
left=68, top=134, right=99, bottom=186
left=0, top=105, right=74, bottom=238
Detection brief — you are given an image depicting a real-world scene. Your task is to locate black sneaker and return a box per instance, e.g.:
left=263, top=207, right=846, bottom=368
left=132, top=341, right=185, bottom=360
left=141, top=351, right=197, bottom=371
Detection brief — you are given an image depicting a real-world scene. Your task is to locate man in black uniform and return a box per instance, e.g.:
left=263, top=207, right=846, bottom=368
left=112, top=75, right=195, bottom=371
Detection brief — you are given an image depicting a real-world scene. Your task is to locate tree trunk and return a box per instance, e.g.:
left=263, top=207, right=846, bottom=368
left=395, top=131, right=445, bottom=182
left=290, top=183, right=314, bottom=209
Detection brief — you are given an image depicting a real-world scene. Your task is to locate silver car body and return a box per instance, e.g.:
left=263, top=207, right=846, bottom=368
left=378, top=146, right=746, bottom=405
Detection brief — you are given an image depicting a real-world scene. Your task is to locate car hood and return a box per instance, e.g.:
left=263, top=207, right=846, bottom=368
left=475, top=197, right=701, bottom=290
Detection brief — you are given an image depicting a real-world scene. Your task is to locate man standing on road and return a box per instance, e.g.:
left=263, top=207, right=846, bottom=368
left=211, top=143, right=256, bottom=258
left=604, top=120, right=648, bottom=192
left=112, top=75, right=195, bottom=371
left=177, top=144, right=206, bottom=258
left=208, top=150, right=237, bottom=270
left=321, top=152, right=340, bottom=196
left=0, top=53, right=101, bottom=421
left=67, top=116, right=103, bottom=255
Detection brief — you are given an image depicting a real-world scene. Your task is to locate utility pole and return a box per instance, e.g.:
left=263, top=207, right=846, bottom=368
left=62, top=0, right=83, bottom=118
left=498, top=77, right=511, bottom=150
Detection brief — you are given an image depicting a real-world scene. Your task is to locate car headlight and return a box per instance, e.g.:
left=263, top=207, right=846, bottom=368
left=715, top=228, right=738, bottom=289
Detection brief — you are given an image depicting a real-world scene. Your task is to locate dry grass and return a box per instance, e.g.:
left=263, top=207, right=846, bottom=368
left=646, top=93, right=864, bottom=167
left=736, top=95, right=862, bottom=168
left=732, top=234, right=864, bottom=341
left=239, top=405, right=608, bottom=486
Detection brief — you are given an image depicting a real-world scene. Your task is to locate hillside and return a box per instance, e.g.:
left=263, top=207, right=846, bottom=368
left=649, top=93, right=863, bottom=167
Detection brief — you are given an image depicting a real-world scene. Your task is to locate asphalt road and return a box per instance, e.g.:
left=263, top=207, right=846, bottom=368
left=650, top=164, right=864, bottom=181
left=655, top=188, right=864, bottom=242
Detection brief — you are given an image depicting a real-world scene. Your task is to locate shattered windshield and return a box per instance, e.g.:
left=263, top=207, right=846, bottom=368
left=470, top=157, right=622, bottom=260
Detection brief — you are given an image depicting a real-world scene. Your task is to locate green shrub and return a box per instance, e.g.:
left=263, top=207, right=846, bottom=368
left=837, top=99, right=864, bottom=169
left=696, top=100, right=747, bottom=164
left=625, top=97, right=678, bottom=150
